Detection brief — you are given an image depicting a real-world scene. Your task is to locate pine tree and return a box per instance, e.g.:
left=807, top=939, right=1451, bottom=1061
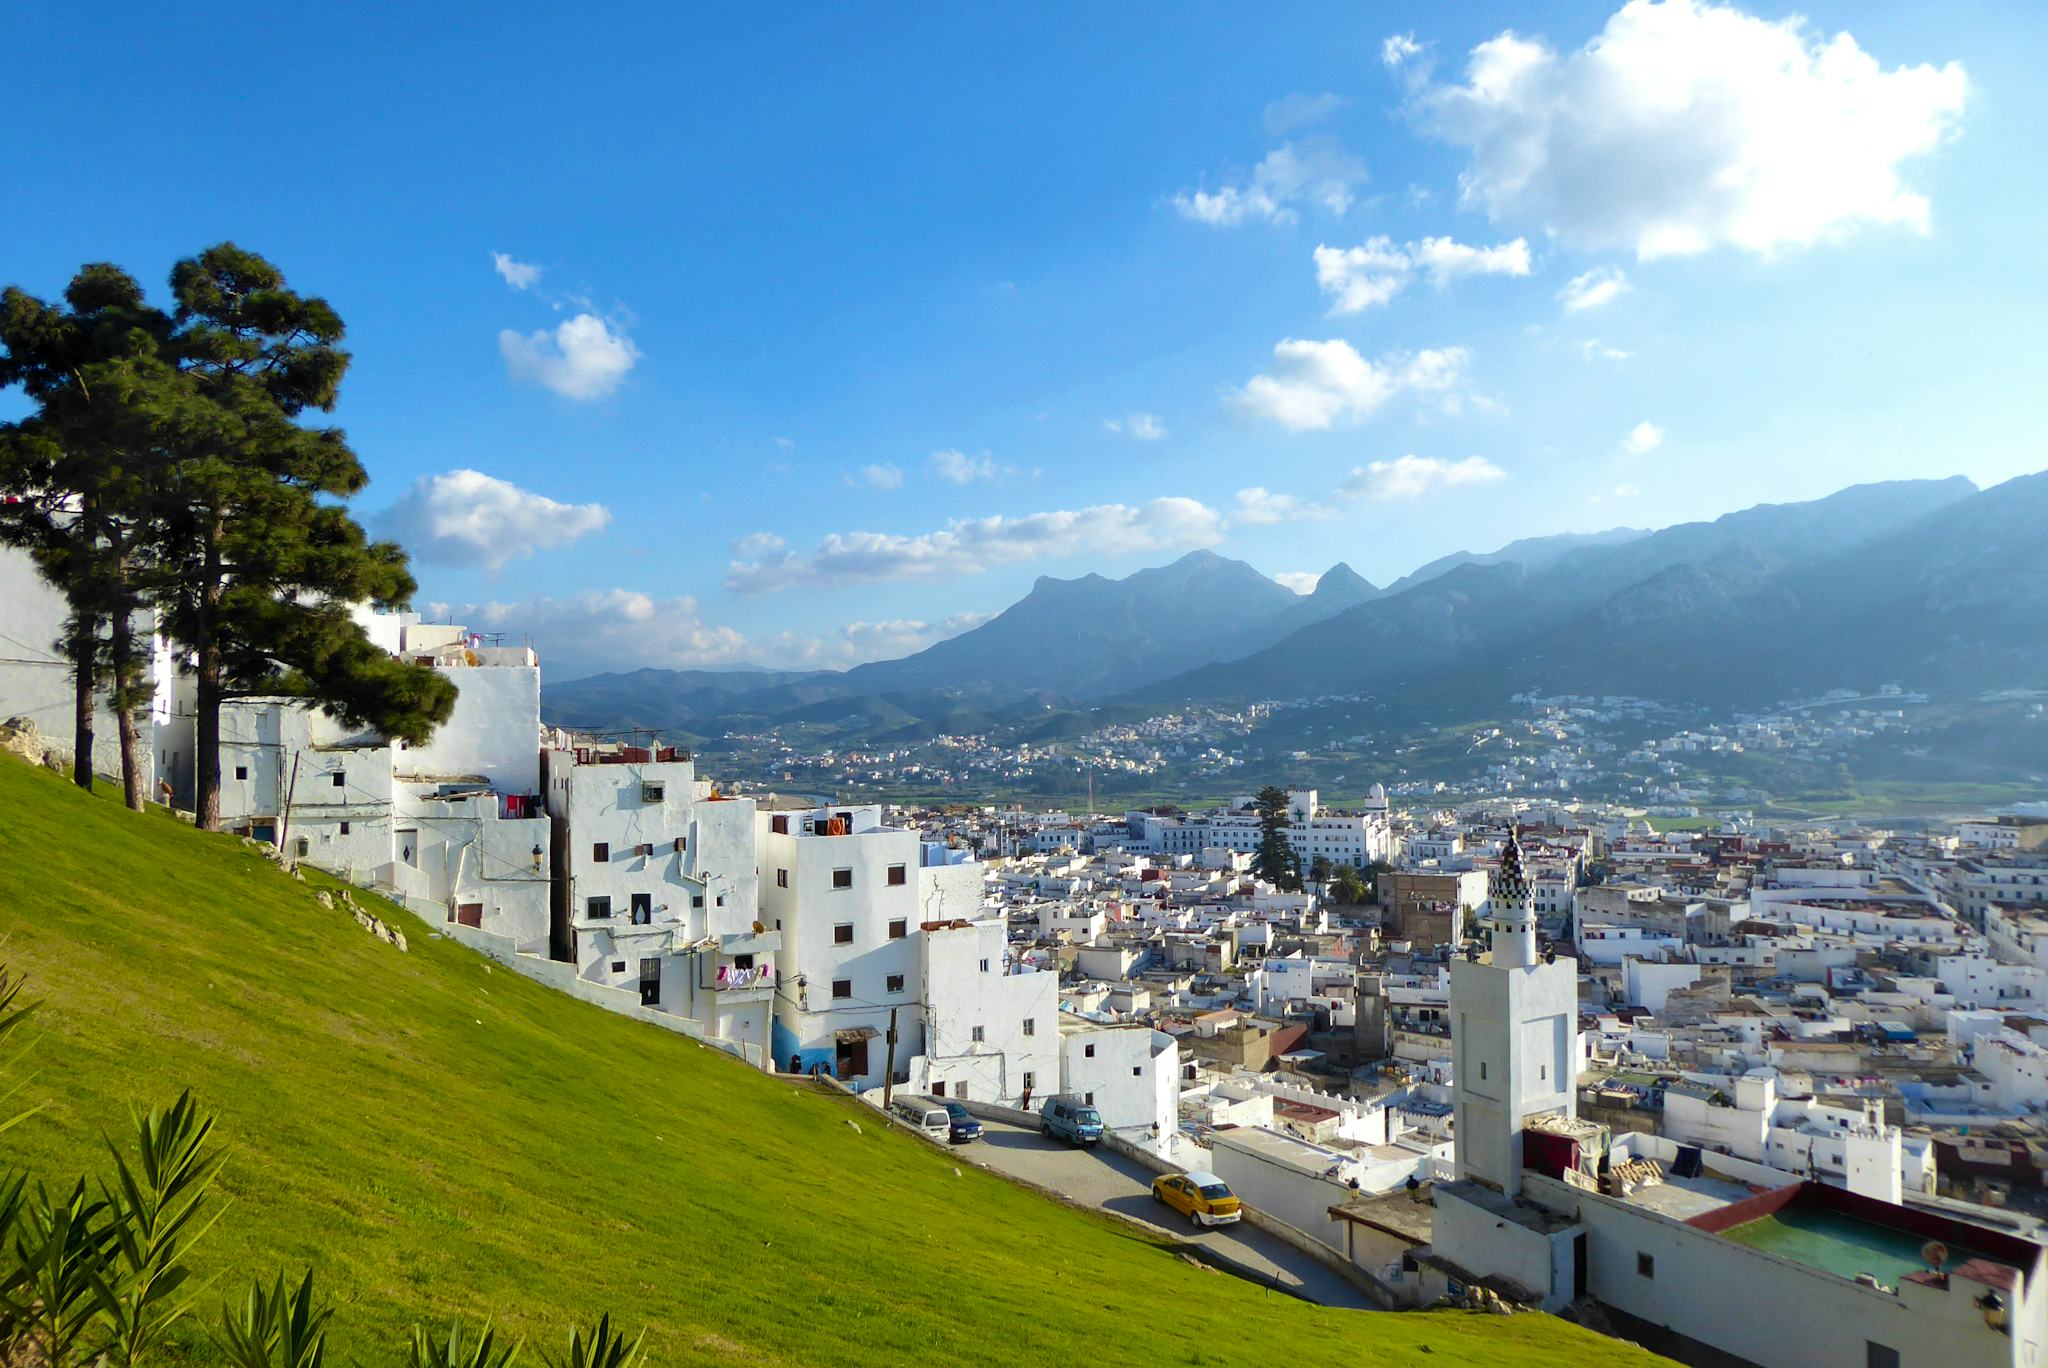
left=1252, top=785, right=1300, bottom=891
left=155, top=243, right=456, bottom=830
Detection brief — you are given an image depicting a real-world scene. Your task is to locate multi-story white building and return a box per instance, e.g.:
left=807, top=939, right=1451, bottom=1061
left=908, top=917, right=1058, bottom=1107
left=1122, top=788, right=1391, bottom=870
left=759, top=802, right=983, bottom=1085
left=202, top=610, right=553, bottom=943
left=542, top=742, right=772, bottom=1065
left=1058, top=1018, right=1179, bottom=1157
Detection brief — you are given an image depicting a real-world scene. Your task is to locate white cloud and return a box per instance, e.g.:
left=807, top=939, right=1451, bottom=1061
left=499, top=314, right=640, bottom=400
left=1236, top=455, right=1507, bottom=526
left=1580, top=339, right=1632, bottom=363
left=381, top=469, right=610, bottom=571
left=463, top=589, right=752, bottom=673
left=1234, top=339, right=1470, bottom=431
left=1264, top=92, right=1350, bottom=135
left=1624, top=421, right=1665, bottom=454
left=729, top=531, right=786, bottom=558
left=1339, top=454, right=1507, bottom=502
left=1173, top=137, right=1368, bottom=226
left=491, top=252, right=541, bottom=290
left=1415, top=0, right=1969, bottom=258
left=1274, top=571, right=1322, bottom=595
left=727, top=497, right=1226, bottom=594
left=930, top=449, right=1001, bottom=485
left=855, top=463, right=905, bottom=490
left=1559, top=266, right=1630, bottom=313
left=1104, top=413, right=1167, bottom=441
left=1382, top=33, right=1423, bottom=68
left=1314, top=234, right=1530, bottom=313
left=773, top=436, right=795, bottom=450
left=1233, top=488, right=1334, bottom=527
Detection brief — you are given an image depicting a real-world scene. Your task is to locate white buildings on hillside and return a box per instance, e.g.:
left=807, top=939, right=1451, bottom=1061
left=1122, top=788, right=1391, bottom=869
left=1058, top=1018, right=1178, bottom=1156
left=909, top=917, right=1058, bottom=1107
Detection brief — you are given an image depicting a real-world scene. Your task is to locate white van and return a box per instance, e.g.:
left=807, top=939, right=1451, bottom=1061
left=888, top=1095, right=952, bottom=1140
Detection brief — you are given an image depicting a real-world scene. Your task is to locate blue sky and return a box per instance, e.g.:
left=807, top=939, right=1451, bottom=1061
left=4, top=2, right=2043, bottom=678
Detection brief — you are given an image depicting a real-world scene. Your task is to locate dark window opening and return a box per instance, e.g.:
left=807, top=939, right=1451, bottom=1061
left=888, top=918, right=907, bottom=939
left=834, top=924, right=854, bottom=945
left=886, top=973, right=904, bottom=993
left=734, top=953, right=754, bottom=971
left=639, top=957, right=661, bottom=1007
left=831, top=979, right=851, bottom=999
left=234, top=765, right=248, bottom=780
left=631, top=893, right=652, bottom=925
left=832, top=868, right=854, bottom=890
left=1084, top=1043, right=1095, bottom=1058
left=339, top=821, right=350, bottom=836
left=592, top=842, right=609, bottom=862
left=777, top=869, right=789, bottom=888
left=586, top=896, right=612, bottom=920
left=771, top=814, right=789, bottom=835
left=1636, top=1252, right=1654, bottom=1279
left=887, top=863, right=907, bottom=886
left=330, top=772, right=344, bottom=788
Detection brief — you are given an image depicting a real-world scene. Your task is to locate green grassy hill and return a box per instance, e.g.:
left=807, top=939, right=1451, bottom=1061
left=0, top=753, right=1656, bottom=1366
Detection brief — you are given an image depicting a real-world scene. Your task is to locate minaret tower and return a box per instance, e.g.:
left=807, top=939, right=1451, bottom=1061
left=1448, top=826, right=1578, bottom=1197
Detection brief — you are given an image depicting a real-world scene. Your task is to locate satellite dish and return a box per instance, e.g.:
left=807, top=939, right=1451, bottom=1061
left=1922, top=1241, right=1950, bottom=1273
left=752, top=920, right=766, bottom=935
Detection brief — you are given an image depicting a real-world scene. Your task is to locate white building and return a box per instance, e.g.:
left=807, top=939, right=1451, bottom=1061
left=908, top=917, right=1058, bottom=1107
left=206, top=610, right=551, bottom=944
left=759, top=802, right=983, bottom=1085
left=1058, top=1017, right=1179, bottom=1157
left=543, top=743, right=772, bottom=1065
left=1123, top=788, right=1391, bottom=870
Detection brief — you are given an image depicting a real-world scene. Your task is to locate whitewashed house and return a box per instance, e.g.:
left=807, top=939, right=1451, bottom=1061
left=1057, top=1017, right=1179, bottom=1156
left=908, top=917, right=1058, bottom=1106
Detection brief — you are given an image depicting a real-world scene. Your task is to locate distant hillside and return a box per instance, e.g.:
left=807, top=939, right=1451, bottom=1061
left=543, top=665, right=829, bottom=731
left=1380, top=527, right=1649, bottom=596
left=0, top=755, right=1648, bottom=1366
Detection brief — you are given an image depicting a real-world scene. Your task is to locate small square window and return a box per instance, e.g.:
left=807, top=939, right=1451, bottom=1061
left=674, top=836, right=687, bottom=853
left=331, top=771, right=345, bottom=788
left=771, top=814, right=789, bottom=835
left=1133, top=1066, right=1142, bottom=1077
left=1084, top=1043, right=1095, bottom=1058
left=777, top=868, right=789, bottom=888
left=641, top=782, right=664, bottom=804
left=1083, top=1092, right=1094, bottom=1105
left=734, top=954, right=754, bottom=971
left=886, top=973, right=905, bottom=993
left=832, top=868, right=854, bottom=890
left=235, top=765, right=248, bottom=780
left=716, top=894, right=724, bottom=907
left=691, top=895, right=704, bottom=909
left=831, top=979, right=852, bottom=999
left=587, top=896, right=611, bottom=919
left=1636, top=1252, right=1655, bottom=1279
left=339, top=821, right=350, bottom=836
left=888, top=918, right=907, bottom=940
left=1022, top=1019, right=1036, bottom=1037
left=611, top=960, right=626, bottom=973
left=592, top=842, right=609, bottom=862
left=887, top=863, right=907, bottom=886
left=971, top=1025, right=985, bottom=1043
left=834, top=924, right=854, bottom=945
left=637, top=842, right=653, bottom=857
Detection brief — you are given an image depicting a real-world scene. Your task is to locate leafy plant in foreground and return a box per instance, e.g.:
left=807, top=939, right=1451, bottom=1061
left=406, top=1318, right=523, bottom=1368
left=215, top=1269, right=331, bottom=1368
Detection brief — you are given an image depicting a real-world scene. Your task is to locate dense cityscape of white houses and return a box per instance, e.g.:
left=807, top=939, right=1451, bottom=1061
left=7, top=563, right=2048, bottom=1366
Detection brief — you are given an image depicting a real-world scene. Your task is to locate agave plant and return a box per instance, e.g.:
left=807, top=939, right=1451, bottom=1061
left=0, top=1177, right=119, bottom=1368
left=95, top=1089, right=228, bottom=1365
left=215, top=1269, right=331, bottom=1368
left=543, top=1314, right=644, bottom=1368
left=407, top=1319, right=523, bottom=1368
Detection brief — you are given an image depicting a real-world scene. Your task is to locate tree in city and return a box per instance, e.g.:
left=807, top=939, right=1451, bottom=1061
left=1327, top=863, right=1369, bottom=906
left=153, top=243, right=456, bottom=829
left=0, top=266, right=190, bottom=806
left=1308, top=854, right=1331, bottom=899
left=1251, top=785, right=1301, bottom=891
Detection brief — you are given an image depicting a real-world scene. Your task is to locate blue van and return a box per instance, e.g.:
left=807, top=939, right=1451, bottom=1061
left=941, top=1101, right=983, bottom=1144
left=1040, top=1096, right=1104, bottom=1146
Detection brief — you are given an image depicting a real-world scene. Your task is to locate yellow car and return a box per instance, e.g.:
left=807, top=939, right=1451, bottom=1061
left=1152, top=1170, right=1242, bottom=1227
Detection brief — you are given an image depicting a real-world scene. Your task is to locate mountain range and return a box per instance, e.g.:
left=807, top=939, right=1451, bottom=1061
left=543, top=471, right=2046, bottom=741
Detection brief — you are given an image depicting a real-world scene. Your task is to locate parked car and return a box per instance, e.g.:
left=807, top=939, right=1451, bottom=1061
left=1040, top=1096, right=1103, bottom=1146
left=940, top=1100, right=982, bottom=1144
left=888, top=1095, right=952, bottom=1141
left=1152, top=1171, right=1242, bottom=1227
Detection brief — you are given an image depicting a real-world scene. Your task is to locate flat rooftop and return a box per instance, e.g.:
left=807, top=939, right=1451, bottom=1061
left=1723, top=1206, right=1995, bottom=1287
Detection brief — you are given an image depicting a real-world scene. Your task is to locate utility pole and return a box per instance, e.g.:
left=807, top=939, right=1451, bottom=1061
left=276, top=751, right=302, bottom=856
left=882, top=1006, right=900, bottom=1109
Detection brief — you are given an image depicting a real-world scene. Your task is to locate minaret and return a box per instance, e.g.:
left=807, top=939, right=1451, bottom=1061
left=1484, top=829, right=1539, bottom=968
left=1448, top=826, right=1578, bottom=1197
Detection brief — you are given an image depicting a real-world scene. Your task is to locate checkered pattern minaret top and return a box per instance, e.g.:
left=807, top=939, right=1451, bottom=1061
left=1489, top=829, right=1532, bottom=913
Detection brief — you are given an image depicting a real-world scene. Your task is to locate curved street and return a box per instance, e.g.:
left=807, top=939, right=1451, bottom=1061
left=968, top=1118, right=1376, bottom=1310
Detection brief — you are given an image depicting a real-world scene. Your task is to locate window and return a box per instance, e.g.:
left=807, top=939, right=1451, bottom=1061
left=888, top=918, right=907, bottom=940
left=832, top=868, right=854, bottom=890
left=691, top=894, right=705, bottom=909
left=1479, top=1062, right=1487, bottom=1081
left=771, top=814, right=789, bottom=835
left=641, top=782, right=664, bottom=804
left=1866, top=1344, right=1900, bottom=1368
left=638, top=843, right=653, bottom=857
left=235, top=765, right=248, bottom=780
left=956, top=1084, right=968, bottom=1101
left=673, top=836, right=687, bottom=853
left=734, top=954, right=754, bottom=971
left=1084, top=1043, right=1096, bottom=1058
left=777, top=869, right=789, bottom=888
left=295, top=837, right=309, bottom=857
left=631, top=893, right=652, bottom=925
left=1022, top=1018, right=1036, bottom=1037
left=971, top=1026, right=985, bottom=1043
left=979, top=958, right=990, bottom=973
left=1022, top=1071, right=1035, bottom=1092
left=886, top=973, right=905, bottom=993
left=330, top=771, right=344, bottom=788
left=338, top=821, right=350, bottom=836
left=1540, top=1064, right=1548, bottom=1081
left=831, top=979, right=852, bottom=999
left=611, top=960, right=626, bottom=973
left=887, top=863, right=907, bottom=886
left=639, top=958, right=661, bottom=1007
left=1636, top=1252, right=1654, bottom=1279
left=1133, top=1067, right=1142, bottom=1077
left=834, top=924, right=855, bottom=945
left=1084, top=1092, right=1094, bottom=1105
left=586, top=896, right=612, bottom=920
left=592, top=842, right=609, bottom=862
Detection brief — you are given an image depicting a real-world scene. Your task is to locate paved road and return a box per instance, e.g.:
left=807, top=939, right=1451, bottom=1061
left=968, top=1119, right=1375, bottom=1310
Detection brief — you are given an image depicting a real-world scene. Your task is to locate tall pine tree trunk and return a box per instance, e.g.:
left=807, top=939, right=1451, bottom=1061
left=110, top=593, right=145, bottom=812
left=192, top=510, right=224, bottom=831
left=70, top=620, right=96, bottom=792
